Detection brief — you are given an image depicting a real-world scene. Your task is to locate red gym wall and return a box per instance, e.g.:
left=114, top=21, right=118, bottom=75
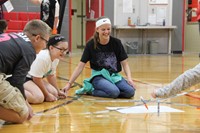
left=85, top=0, right=104, bottom=42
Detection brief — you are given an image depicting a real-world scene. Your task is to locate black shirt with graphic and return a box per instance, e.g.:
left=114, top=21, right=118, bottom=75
left=81, top=36, right=128, bottom=73
left=0, top=33, right=36, bottom=98
left=40, top=0, right=56, bottom=29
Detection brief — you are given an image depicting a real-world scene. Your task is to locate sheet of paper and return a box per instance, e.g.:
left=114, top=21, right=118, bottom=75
left=4, top=0, right=14, bottom=13
left=106, top=106, right=184, bottom=114
left=156, top=7, right=166, bottom=23
left=123, top=0, right=132, bottom=13
left=148, top=14, right=157, bottom=25
left=157, top=0, right=168, bottom=4
left=149, top=0, right=168, bottom=4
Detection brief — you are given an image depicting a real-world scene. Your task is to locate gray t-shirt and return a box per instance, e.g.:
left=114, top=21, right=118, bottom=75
left=0, top=32, right=36, bottom=98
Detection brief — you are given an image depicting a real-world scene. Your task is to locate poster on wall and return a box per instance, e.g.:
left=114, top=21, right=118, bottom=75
left=149, top=0, right=168, bottom=5
left=148, top=6, right=166, bottom=25
left=148, top=14, right=156, bottom=25
left=156, top=7, right=166, bottom=24
left=123, top=0, right=133, bottom=13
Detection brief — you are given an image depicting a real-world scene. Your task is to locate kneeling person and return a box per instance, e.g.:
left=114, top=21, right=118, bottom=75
left=24, top=35, right=68, bottom=104
left=0, top=19, right=51, bottom=123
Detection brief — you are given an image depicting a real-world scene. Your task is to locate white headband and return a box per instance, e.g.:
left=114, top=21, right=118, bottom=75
left=96, top=18, right=111, bottom=28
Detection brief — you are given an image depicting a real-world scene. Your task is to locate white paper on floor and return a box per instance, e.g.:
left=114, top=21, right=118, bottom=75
left=106, top=106, right=184, bottom=114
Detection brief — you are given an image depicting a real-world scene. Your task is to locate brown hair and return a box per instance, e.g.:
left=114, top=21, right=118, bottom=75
left=23, top=19, right=51, bottom=39
left=91, top=16, right=110, bottom=49
left=0, top=19, right=7, bottom=33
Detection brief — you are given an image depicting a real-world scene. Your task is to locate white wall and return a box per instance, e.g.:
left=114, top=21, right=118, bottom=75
left=114, top=0, right=172, bottom=26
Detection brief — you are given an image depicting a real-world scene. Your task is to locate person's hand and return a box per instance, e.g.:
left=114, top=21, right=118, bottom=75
left=62, top=83, right=71, bottom=95
left=58, top=90, right=66, bottom=99
left=26, top=100, right=33, bottom=120
left=45, top=93, right=57, bottom=102
left=127, top=79, right=136, bottom=89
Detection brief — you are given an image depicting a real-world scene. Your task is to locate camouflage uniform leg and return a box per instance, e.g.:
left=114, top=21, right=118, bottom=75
left=155, top=63, right=200, bottom=98
left=0, top=74, right=28, bottom=117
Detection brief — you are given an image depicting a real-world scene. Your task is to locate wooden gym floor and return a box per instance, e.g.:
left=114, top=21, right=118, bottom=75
left=1, top=53, right=200, bottom=133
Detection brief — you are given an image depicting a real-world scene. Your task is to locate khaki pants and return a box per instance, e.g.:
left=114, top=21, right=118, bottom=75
left=0, top=74, right=28, bottom=117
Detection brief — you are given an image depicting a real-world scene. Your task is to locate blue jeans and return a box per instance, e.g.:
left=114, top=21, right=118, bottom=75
left=91, top=76, right=135, bottom=98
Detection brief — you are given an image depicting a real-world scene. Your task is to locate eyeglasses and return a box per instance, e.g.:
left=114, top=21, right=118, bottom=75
left=52, top=45, right=68, bottom=53
left=40, top=36, right=48, bottom=44
left=32, top=34, right=48, bottom=44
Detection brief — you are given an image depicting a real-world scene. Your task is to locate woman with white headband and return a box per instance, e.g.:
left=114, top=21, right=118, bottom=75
left=63, top=16, right=135, bottom=98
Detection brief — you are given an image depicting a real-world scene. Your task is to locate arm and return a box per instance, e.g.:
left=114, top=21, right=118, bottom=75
left=32, top=77, right=49, bottom=97
left=32, top=77, right=57, bottom=101
left=62, top=62, right=86, bottom=93
left=52, top=1, right=60, bottom=34
left=46, top=74, right=66, bottom=99
left=47, top=74, right=59, bottom=90
left=52, top=17, right=59, bottom=34
left=152, top=63, right=200, bottom=98
left=26, top=100, right=33, bottom=120
left=120, top=59, right=135, bottom=88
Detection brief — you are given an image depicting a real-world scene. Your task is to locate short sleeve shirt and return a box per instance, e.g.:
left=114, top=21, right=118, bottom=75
left=0, top=32, right=36, bottom=97
left=28, top=49, right=59, bottom=78
left=81, top=36, right=128, bottom=73
left=39, top=0, right=59, bottom=18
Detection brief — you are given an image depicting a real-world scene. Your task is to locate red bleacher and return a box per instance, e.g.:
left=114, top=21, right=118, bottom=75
left=4, top=12, right=40, bottom=33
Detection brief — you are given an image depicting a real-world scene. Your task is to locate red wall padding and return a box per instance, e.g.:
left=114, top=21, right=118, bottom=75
left=4, top=12, right=40, bottom=33
left=85, top=0, right=104, bottom=42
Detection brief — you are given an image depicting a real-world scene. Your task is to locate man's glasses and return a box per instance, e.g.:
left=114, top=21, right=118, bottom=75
left=40, top=36, right=48, bottom=44
left=52, top=45, right=68, bottom=53
left=32, top=34, right=48, bottom=44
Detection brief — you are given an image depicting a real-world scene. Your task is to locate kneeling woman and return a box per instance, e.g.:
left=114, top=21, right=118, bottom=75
left=63, top=17, right=136, bottom=98
left=24, top=35, right=68, bottom=104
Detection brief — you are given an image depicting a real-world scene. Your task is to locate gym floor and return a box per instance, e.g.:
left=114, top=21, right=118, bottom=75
left=1, top=53, right=200, bottom=133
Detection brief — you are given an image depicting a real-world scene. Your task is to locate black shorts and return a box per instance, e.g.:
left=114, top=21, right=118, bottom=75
left=25, top=77, right=33, bottom=82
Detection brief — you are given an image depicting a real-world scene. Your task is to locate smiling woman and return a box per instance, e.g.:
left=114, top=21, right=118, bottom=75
left=24, top=34, right=68, bottom=104
left=62, top=16, right=135, bottom=99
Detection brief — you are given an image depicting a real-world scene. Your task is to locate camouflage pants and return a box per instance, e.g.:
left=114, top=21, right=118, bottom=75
left=155, top=63, right=200, bottom=98
left=0, top=73, right=28, bottom=117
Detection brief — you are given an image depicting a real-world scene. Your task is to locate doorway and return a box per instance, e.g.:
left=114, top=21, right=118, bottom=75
left=69, top=0, right=104, bottom=52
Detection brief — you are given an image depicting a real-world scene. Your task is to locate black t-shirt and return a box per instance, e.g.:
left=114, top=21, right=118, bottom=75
left=81, top=36, right=128, bottom=73
left=0, top=32, right=36, bottom=98
left=40, top=0, right=56, bottom=29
